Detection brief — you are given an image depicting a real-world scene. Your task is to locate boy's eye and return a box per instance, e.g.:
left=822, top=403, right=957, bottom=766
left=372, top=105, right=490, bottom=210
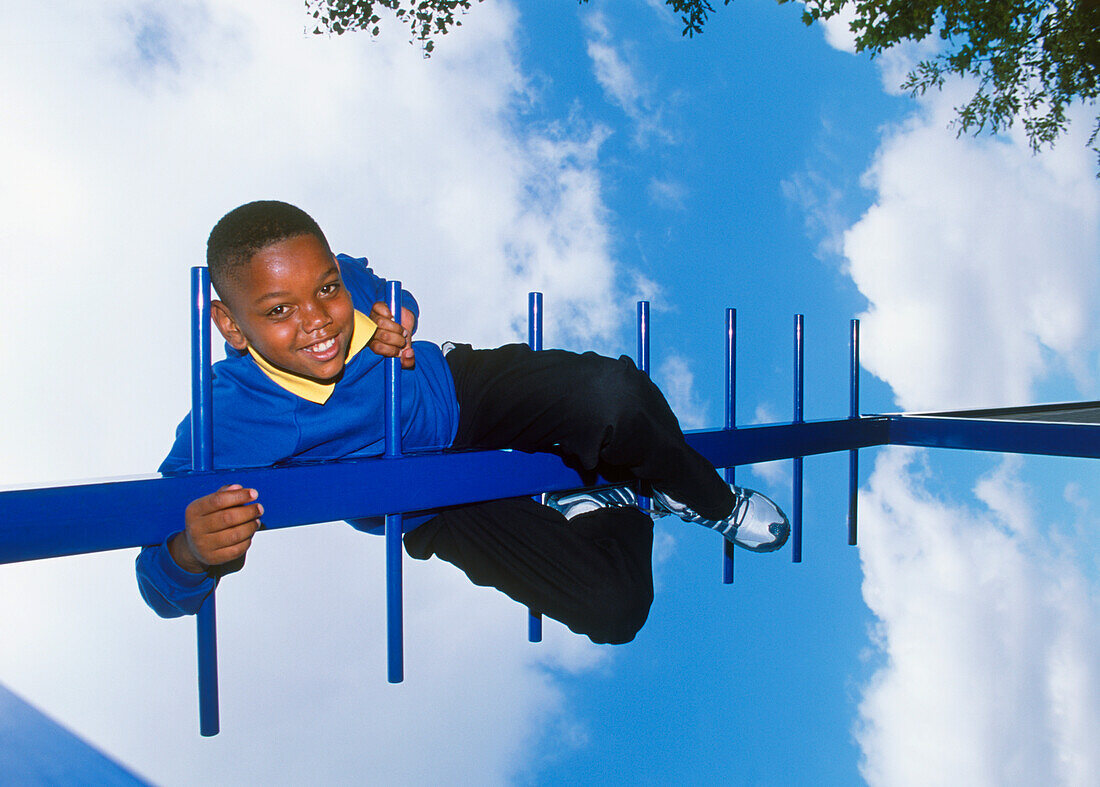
left=267, top=305, right=289, bottom=318
left=319, top=282, right=340, bottom=296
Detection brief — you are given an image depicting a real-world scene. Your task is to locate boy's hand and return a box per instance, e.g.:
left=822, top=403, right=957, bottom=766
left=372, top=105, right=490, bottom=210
left=368, top=301, right=417, bottom=369
left=169, top=484, right=263, bottom=574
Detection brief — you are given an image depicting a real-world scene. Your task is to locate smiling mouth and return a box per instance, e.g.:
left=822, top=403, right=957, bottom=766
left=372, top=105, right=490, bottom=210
left=302, top=336, right=339, bottom=360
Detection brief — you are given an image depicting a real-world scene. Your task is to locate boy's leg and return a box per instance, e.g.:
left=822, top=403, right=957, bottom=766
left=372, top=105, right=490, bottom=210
left=445, top=343, right=736, bottom=520
left=403, top=497, right=654, bottom=645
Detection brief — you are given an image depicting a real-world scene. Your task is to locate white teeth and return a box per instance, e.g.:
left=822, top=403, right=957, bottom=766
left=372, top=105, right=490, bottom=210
left=307, top=338, right=335, bottom=353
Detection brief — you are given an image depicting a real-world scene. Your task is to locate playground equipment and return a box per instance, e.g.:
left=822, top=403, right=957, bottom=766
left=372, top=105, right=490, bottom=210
left=4, top=268, right=1100, bottom=737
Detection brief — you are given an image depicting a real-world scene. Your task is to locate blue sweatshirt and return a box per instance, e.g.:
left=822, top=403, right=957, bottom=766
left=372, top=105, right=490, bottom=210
left=136, top=255, right=460, bottom=617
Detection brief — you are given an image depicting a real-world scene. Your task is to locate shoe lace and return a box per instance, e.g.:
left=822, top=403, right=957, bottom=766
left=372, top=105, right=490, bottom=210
left=728, top=486, right=751, bottom=530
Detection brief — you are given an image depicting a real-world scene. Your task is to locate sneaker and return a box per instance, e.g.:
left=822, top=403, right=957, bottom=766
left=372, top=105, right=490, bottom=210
left=652, top=484, right=790, bottom=553
left=546, top=486, right=639, bottom=520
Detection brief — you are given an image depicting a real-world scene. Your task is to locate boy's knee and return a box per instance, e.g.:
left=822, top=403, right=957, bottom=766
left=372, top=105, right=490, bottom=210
left=573, top=584, right=653, bottom=645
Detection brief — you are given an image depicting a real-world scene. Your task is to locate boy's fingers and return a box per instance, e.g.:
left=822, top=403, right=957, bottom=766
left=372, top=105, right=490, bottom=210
left=370, top=303, right=411, bottom=336
left=208, top=502, right=264, bottom=531
left=369, top=328, right=409, bottom=358
left=376, top=316, right=405, bottom=332
left=191, top=518, right=260, bottom=565
left=200, top=486, right=259, bottom=514
left=206, top=520, right=260, bottom=552
left=368, top=340, right=399, bottom=358
left=373, top=322, right=408, bottom=343
left=373, top=327, right=406, bottom=345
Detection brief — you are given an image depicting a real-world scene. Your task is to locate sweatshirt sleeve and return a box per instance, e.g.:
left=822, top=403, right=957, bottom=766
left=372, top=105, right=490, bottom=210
left=135, top=534, right=216, bottom=618
left=335, top=253, right=420, bottom=322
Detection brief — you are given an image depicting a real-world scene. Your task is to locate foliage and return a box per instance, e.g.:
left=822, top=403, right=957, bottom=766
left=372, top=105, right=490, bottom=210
left=306, top=0, right=479, bottom=54
left=306, top=0, right=734, bottom=43
left=306, top=0, right=1100, bottom=168
left=794, top=0, right=1100, bottom=169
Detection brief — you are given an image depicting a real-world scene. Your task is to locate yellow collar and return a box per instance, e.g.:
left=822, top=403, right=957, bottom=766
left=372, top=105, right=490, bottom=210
left=246, top=310, right=377, bottom=405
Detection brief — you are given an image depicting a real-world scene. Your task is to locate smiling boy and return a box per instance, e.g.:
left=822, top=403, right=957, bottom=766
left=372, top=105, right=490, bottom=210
left=136, top=200, right=789, bottom=644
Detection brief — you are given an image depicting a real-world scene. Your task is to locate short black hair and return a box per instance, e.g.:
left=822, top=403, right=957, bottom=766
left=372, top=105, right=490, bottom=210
left=206, top=200, right=332, bottom=298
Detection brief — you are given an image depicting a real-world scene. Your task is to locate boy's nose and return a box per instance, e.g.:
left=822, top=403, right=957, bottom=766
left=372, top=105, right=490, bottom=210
left=300, top=303, right=332, bottom=332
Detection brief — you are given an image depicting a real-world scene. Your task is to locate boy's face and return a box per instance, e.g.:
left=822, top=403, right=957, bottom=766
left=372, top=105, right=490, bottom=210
left=212, top=234, right=355, bottom=383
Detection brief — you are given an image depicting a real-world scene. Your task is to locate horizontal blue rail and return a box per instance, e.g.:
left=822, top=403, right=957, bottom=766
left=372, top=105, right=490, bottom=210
left=7, top=410, right=1100, bottom=568
left=0, top=417, right=887, bottom=566
left=886, top=415, right=1100, bottom=458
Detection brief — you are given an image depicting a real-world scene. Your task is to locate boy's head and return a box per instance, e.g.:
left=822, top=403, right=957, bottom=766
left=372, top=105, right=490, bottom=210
left=207, top=201, right=355, bottom=383
left=207, top=200, right=332, bottom=298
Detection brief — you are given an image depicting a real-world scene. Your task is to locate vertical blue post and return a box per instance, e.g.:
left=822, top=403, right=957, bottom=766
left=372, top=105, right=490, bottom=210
left=384, top=281, right=404, bottom=683
left=636, top=302, right=651, bottom=517
left=848, top=318, right=860, bottom=546
left=527, top=292, right=544, bottom=644
left=792, top=314, right=804, bottom=563
left=191, top=267, right=219, bottom=737
left=636, top=301, right=650, bottom=375
left=722, top=309, right=736, bottom=584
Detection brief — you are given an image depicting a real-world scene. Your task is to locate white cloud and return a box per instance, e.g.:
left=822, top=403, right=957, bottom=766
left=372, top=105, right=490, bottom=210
left=817, top=2, right=858, bottom=54
left=780, top=167, right=848, bottom=257
left=811, top=3, right=944, bottom=95
left=654, top=353, right=710, bottom=430
left=831, top=59, right=1100, bottom=786
left=0, top=0, right=626, bottom=780
left=844, top=88, right=1100, bottom=412
left=0, top=532, right=609, bottom=784
left=856, top=448, right=1100, bottom=786
left=647, top=177, right=687, bottom=211
left=583, top=11, right=673, bottom=146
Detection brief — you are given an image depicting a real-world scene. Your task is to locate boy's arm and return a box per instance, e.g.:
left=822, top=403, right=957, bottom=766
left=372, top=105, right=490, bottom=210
left=335, top=254, right=420, bottom=324
left=135, top=485, right=262, bottom=618
left=136, top=541, right=215, bottom=618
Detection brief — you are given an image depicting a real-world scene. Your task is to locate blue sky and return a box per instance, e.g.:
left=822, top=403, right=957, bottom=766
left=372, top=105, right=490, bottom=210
left=1, top=0, right=1098, bottom=784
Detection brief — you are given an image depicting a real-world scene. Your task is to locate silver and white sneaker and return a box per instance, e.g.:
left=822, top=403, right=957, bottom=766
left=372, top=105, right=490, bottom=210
left=652, top=484, right=790, bottom=552
left=546, top=486, right=639, bottom=520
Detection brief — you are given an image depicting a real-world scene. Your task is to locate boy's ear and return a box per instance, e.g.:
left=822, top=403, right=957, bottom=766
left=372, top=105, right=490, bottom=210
left=211, top=300, right=249, bottom=351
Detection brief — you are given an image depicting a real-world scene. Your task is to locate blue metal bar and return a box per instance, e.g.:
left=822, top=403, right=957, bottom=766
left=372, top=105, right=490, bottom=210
left=636, top=301, right=650, bottom=375
left=190, top=269, right=214, bottom=474
left=384, top=281, right=403, bottom=683
left=636, top=301, right=652, bottom=519
left=0, top=418, right=894, bottom=566
left=528, top=292, right=543, bottom=351
left=384, top=282, right=403, bottom=461
left=688, top=418, right=889, bottom=467
left=190, top=267, right=219, bottom=737
left=848, top=319, right=860, bottom=546
left=792, top=314, right=804, bottom=564
left=722, top=308, right=736, bottom=584
left=527, top=292, right=543, bottom=644
left=885, top=414, right=1100, bottom=456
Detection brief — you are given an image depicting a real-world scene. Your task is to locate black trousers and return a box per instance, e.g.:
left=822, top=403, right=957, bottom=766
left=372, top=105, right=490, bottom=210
left=402, top=344, right=733, bottom=644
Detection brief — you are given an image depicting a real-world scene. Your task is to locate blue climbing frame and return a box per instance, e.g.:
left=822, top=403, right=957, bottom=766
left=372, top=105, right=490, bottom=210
left=5, top=269, right=1100, bottom=736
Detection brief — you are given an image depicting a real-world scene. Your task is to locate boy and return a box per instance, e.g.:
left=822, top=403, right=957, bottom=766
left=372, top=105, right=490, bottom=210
left=136, top=200, right=789, bottom=644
